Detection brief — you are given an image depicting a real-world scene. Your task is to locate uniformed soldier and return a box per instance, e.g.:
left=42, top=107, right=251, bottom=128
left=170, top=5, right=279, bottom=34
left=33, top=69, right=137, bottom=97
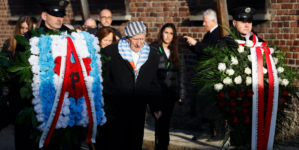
left=22, top=0, right=70, bottom=41
left=217, top=6, right=265, bottom=48
left=14, top=1, right=70, bottom=150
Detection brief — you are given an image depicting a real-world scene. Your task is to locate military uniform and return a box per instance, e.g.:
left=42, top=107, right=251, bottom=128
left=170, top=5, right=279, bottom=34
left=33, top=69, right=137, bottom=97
left=217, top=7, right=265, bottom=49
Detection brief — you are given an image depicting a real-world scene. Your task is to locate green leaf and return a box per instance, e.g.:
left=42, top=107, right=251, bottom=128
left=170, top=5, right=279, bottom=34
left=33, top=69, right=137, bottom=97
left=31, top=110, right=38, bottom=128
left=14, top=35, right=29, bottom=46
left=19, top=69, right=28, bottom=83
left=37, top=28, right=44, bottom=35
left=25, top=45, right=31, bottom=52
left=20, top=87, right=29, bottom=99
left=7, top=65, right=27, bottom=72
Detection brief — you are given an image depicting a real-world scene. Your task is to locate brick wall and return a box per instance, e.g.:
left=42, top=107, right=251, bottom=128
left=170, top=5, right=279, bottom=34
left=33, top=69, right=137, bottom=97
left=254, top=0, right=299, bottom=70
left=0, top=0, right=299, bottom=131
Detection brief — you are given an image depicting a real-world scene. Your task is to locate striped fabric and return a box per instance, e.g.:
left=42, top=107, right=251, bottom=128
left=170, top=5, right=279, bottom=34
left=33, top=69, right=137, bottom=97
left=124, top=21, right=147, bottom=37
left=118, top=37, right=150, bottom=81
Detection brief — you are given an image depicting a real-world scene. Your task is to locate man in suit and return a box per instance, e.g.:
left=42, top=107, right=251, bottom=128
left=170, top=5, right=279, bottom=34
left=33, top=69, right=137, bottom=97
left=97, top=9, right=122, bottom=40
left=96, top=21, right=162, bottom=150
left=184, top=9, right=221, bottom=142
left=184, top=9, right=219, bottom=60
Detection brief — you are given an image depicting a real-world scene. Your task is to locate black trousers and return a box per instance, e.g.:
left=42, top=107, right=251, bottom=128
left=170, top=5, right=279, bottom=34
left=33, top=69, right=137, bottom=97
left=151, top=96, right=176, bottom=150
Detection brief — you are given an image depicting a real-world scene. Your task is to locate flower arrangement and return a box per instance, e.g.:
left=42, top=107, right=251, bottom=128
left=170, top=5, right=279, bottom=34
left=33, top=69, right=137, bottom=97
left=194, top=27, right=299, bottom=149
left=0, top=28, right=109, bottom=149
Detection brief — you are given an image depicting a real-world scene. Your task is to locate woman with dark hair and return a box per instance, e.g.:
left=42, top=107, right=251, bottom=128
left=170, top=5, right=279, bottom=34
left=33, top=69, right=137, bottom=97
left=150, top=23, right=186, bottom=150
left=95, top=27, right=117, bottom=48
left=1, top=15, right=33, bottom=61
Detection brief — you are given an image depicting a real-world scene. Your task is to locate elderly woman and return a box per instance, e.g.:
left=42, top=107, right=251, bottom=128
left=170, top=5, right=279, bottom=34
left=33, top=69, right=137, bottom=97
left=97, top=21, right=162, bottom=150
left=95, top=27, right=117, bottom=48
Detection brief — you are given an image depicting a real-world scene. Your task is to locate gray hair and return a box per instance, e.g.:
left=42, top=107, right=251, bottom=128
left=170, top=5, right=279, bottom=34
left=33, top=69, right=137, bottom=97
left=203, top=9, right=218, bottom=24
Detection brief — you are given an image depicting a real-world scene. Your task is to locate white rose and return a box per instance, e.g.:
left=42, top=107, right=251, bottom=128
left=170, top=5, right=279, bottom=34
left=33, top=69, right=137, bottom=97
left=234, top=75, right=242, bottom=84
left=266, top=79, right=269, bottom=83
left=29, top=37, right=39, bottom=46
left=226, top=69, right=235, bottom=76
left=247, top=55, right=252, bottom=62
left=278, top=77, right=282, bottom=83
left=277, top=67, right=284, bottom=73
left=246, top=76, right=252, bottom=86
left=244, top=67, right=251, bottom=75
left=238, top=46, right=244, bottom=53
left=245, top=40, right=254, bottom=47
left=231, top=56, right=238, bottom=65
left=223, top=77, right=233, bottom=85
left=30, top=46, right=40, bottom=55
left=218, top=63, right=226, bottom=72
left=214, top=83, right=224, bottom=92
left=28, top=55, right=39, bottom=66
left=281, top=79, right=289, bottom=87
left=31, top=65, right=40, bottom=74
left=273, top=57, right=278, bottom=65
left=263, top=67, right=268, bottom=74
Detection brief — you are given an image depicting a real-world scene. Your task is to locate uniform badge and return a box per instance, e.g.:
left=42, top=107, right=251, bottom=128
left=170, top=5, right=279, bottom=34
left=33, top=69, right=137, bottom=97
left=245, top=7, right=251, bottom=13
left=59, top=0, right=64, bottom=6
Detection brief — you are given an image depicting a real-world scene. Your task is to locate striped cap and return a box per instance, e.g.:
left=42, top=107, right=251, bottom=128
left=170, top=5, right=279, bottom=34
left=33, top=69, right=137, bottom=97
left=124, top=21, right=147, bottom=37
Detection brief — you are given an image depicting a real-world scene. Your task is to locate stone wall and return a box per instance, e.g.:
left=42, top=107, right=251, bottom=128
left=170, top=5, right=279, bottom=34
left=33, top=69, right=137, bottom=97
left=0, top=0, right=298, bottom=132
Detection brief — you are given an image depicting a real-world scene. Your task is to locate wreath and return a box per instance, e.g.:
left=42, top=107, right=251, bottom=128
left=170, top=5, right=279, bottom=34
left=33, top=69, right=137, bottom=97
left=194, top=27, right=299, bottom=149
left=0, top=28, right=114, bottom=149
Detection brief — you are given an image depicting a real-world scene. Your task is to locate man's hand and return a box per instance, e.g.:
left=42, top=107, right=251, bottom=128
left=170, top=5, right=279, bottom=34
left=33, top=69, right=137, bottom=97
left=154, top=111, right=162, bottom=120
left=183, top=36, right=197, bottom=46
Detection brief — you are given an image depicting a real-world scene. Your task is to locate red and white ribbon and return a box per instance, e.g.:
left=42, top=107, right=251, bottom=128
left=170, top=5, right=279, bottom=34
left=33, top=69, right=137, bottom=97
left=39, top=37, right=97, bottom=148
left=236, top=32, right=278, bottom=150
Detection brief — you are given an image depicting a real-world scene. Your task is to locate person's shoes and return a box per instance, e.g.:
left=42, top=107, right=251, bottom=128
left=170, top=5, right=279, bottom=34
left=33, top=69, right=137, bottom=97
left=206, top=133, right=223, bottom=142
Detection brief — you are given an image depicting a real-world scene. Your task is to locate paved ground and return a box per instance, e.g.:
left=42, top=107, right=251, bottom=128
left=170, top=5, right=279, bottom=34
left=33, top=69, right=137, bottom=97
left=142, top=125, right=222, bottom=150
left=1, top=125, right=299, bottom=150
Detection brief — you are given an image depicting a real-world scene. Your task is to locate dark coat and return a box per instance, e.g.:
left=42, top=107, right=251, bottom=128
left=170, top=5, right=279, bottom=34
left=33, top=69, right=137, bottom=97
left=150, top=41, right=186, bottom=102
left=98, top=43, right=162, bottom=150
left=189, top=26, right=220, bottom=61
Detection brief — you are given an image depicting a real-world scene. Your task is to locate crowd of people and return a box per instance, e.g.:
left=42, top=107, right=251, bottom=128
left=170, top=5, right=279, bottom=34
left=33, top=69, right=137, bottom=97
left=0, top=0, right=261, bottom=150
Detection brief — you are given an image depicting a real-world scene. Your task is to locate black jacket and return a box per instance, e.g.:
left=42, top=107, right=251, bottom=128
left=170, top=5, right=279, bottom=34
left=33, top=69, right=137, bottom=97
left=150, top=41, right=186, bottom=102
left=189, top=26, right=220, bottom=61
left=99, top=43, right=162, bottom=150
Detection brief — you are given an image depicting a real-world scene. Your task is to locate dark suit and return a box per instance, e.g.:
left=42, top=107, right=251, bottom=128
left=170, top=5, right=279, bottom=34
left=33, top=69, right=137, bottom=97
left=189, top=26, right=220, bottom=61
left=189, top=26, right=220, bottom=136
left=96, top=43, right=162, bottom=150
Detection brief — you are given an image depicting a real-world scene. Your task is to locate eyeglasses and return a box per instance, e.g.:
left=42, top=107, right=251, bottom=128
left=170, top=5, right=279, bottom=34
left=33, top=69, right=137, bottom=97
left=100, top=16, right=112, bottom=20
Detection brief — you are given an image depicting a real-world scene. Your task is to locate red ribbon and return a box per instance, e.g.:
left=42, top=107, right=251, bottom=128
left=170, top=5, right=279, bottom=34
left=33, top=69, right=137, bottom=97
left=263, top=47, right=275, bottom=150
left=256, top=47, right=264, bottom=150
left=43, top=37, right=94, bottom=147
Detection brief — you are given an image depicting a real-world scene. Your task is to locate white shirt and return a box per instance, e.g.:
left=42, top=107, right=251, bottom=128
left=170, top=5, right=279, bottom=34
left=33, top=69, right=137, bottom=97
left=210, top=25, right=218, bottom=33
left=131, top=51, right=141, bottom=66
left=164, top=48, right=170, bottom=59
